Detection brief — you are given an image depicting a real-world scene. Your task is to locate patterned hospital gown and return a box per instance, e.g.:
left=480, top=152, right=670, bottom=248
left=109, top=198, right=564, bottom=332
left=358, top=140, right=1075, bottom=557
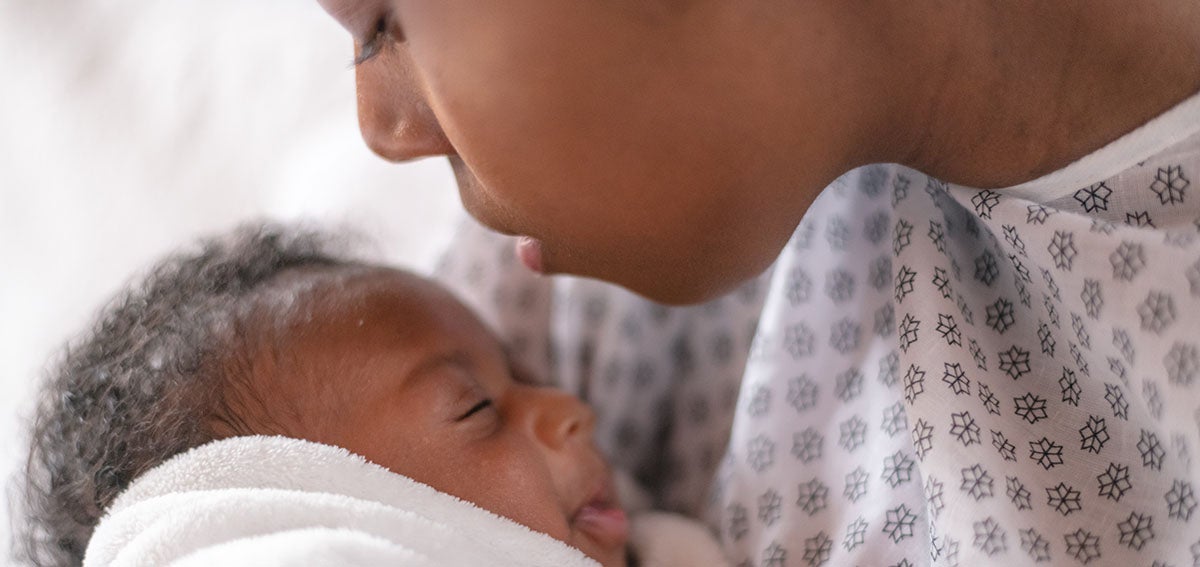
left=435, top=92, right=1200, bottom=566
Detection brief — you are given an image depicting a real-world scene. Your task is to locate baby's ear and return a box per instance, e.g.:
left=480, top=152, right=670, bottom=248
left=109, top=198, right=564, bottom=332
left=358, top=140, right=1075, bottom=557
left=613, top=469, right=652, bottom=514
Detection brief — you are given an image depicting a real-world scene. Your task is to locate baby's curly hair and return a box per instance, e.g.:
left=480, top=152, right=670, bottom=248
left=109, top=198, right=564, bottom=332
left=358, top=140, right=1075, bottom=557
left=15, top=223, right=365, bottom=567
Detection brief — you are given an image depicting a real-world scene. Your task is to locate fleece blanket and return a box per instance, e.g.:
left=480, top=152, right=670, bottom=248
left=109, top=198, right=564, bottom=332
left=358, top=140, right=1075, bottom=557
left=84, top=435, right=727, bottom=567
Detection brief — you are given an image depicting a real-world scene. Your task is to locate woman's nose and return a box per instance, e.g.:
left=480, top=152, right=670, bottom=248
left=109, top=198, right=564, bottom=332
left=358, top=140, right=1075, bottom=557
left=521, top=387, right=597, bottom=450
left=354, top=49, right=455, bottom=162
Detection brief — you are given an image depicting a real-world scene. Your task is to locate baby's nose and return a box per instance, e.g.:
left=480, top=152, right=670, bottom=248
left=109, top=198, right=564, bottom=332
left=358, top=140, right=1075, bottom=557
left=528, top=387, right=596, bottom=450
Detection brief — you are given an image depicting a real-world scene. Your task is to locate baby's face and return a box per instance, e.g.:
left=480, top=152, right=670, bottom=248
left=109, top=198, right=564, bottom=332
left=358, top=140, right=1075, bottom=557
left=234, top=268, right=627, bottom=566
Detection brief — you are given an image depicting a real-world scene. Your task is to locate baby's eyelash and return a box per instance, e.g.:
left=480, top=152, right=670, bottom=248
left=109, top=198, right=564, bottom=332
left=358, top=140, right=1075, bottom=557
left=458, top=399, right=493, bottom=421
left=352, top=18, right=389, bottom=66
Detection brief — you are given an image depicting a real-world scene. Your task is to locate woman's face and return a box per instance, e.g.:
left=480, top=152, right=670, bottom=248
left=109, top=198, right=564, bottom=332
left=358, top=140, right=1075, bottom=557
left=316, top=0, right=866, bottom=303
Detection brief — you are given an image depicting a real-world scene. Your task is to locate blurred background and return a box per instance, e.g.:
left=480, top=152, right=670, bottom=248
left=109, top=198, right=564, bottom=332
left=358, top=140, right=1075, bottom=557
left=0, top=0, right=463, bottom=556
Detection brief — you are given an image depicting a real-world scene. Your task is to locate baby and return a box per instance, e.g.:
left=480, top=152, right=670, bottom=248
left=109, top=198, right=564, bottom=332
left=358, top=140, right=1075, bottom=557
left=18, top=224, right=723, bottom=567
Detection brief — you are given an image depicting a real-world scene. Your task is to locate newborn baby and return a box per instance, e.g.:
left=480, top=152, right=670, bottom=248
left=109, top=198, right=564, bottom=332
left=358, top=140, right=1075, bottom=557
left=19, top=224, right=723, bottom=567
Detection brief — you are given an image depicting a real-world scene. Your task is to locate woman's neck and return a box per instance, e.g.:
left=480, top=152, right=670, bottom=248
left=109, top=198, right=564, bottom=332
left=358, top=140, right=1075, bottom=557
left=889, top=0, right=1200, bottom=188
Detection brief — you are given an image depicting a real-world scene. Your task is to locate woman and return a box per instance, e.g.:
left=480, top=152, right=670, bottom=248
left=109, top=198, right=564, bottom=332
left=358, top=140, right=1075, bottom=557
left=324, top=2, right=1200, bottom=565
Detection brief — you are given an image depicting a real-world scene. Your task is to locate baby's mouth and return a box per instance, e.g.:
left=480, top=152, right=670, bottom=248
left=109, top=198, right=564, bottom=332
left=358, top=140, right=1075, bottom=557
left=571, top=479, right=628, bottom=550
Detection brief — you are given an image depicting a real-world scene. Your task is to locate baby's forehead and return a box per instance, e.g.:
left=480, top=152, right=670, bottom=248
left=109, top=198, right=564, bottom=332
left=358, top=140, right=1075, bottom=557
left=247, top=265, right=451, bottom=323
left=237, top=267, right=488, bottom=386
left=220, top=266, right=473, bottom=416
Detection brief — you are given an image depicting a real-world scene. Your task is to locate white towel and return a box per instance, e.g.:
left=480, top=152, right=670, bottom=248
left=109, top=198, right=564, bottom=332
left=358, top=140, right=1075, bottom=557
left=84, top=435, right=598, bottom=567
left=83, top=435, right=730, bottom=567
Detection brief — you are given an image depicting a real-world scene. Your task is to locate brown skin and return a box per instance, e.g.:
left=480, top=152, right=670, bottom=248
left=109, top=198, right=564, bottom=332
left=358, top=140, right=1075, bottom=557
left=219, top=268, right=627, bottom=567
left=318, top=0, right=1200, bottom=304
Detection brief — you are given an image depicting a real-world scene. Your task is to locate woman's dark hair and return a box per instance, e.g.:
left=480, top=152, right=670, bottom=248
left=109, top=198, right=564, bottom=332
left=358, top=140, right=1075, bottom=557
left=14, top=222, right=364, bottom=567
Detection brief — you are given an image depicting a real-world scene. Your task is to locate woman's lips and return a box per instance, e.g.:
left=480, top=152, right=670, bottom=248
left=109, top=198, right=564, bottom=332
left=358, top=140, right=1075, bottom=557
left=516, top=236, right=545, bottom=273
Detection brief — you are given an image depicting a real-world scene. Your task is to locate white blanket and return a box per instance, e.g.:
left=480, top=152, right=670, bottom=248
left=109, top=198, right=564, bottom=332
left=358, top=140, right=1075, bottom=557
left=84, top=436, right=728, bottom=567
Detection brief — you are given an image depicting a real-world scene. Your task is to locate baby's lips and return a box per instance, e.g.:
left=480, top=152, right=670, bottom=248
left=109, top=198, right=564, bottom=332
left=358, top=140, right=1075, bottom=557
left=516, top=236, right=544, bottom=274
left=573, top=503, right=629, bottom=549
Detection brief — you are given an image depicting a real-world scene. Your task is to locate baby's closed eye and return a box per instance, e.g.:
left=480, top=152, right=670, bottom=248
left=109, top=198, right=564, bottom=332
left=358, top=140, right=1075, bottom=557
left=457, top=399, right=493, bottom=421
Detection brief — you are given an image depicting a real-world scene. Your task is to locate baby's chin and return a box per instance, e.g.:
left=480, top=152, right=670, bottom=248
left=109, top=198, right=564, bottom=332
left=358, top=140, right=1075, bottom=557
left=572, top=538, right=628, bottom=567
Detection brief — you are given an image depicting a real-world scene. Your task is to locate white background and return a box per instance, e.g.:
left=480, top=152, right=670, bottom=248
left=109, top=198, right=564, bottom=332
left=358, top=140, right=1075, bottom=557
left=0, top=0, right=462, bottom=557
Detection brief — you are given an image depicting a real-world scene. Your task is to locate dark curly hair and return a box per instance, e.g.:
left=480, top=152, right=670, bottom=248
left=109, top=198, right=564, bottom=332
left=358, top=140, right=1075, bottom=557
left=14, top=222, right=368, bottom=567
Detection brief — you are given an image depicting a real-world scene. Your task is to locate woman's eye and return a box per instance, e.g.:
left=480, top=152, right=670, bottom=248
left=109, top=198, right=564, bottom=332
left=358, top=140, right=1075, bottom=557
left=353, top=18, right=389, bottom=66
left=457, top=399, right=494, bottom=421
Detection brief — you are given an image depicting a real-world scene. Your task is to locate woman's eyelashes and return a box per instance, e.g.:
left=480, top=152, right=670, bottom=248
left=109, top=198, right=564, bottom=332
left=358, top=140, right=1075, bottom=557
left=353, top=17, right=389, bottom=66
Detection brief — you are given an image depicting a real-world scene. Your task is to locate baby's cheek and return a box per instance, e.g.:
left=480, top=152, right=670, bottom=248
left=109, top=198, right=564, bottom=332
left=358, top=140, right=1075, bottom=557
left=461, top=446, right=571, bottom=540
